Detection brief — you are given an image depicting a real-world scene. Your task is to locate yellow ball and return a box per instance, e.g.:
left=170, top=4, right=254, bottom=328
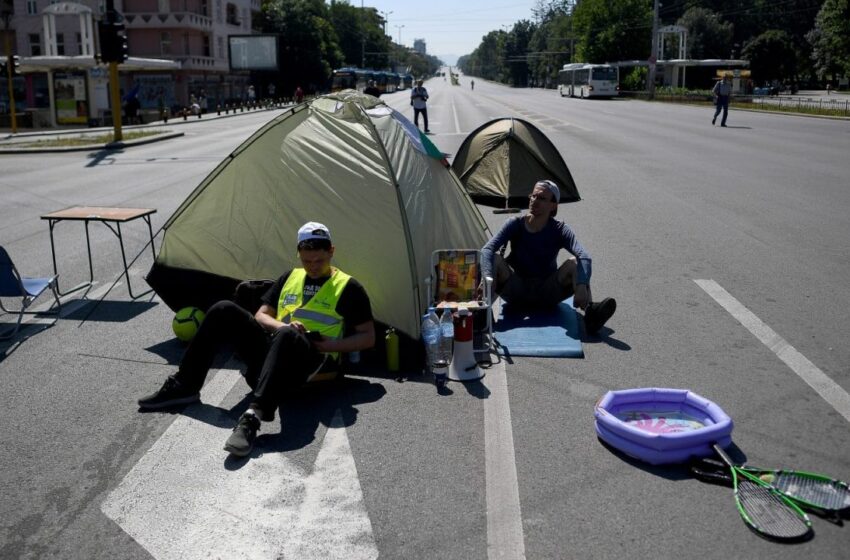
left=172, top=307, right=205, bottom=342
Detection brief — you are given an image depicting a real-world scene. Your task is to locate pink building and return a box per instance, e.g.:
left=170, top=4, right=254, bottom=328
left=5, top=0, right=260, bottom=123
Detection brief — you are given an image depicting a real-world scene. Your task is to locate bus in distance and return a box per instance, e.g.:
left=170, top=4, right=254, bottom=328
left=331, top=67, right=372, bottom=92
left=558, top=63, right=619, bottom=98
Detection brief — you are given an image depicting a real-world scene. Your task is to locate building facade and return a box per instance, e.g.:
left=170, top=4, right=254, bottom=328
left=5, top=0, right=260, bottom=122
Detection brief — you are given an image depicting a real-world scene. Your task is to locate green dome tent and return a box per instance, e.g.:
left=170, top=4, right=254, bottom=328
left=451, top=117, right=581, bottom=210
left=146, top=91, right=489, bottom=338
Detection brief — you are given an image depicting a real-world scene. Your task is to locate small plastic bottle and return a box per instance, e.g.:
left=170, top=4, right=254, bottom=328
left=422, top=311, right=443, bottom=385
left=438, top=308, right=454, bottom=367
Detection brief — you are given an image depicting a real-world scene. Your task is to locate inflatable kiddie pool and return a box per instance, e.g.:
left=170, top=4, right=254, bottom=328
left=595, top=388, right=733, bottom=465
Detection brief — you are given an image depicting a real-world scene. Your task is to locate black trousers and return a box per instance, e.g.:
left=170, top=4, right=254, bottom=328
left=414, top=107, right=429, bottom=130
left=174, top=300, right=324, bottom=419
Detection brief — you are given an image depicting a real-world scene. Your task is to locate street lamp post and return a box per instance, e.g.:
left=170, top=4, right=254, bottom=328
left=395, top=24, right=404, bottom=47
left=1, top=0, right=17, bottom=133
left=380, top=10, right=392, bottom=36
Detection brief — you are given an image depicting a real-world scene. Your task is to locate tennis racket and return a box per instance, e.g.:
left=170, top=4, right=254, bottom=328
left=692, top=457, right=850, bottom=514
left=713, top=444, right=813, bottom=541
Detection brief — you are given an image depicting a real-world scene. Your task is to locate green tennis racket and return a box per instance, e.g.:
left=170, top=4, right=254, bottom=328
left=692, top=456, right=850, bottom=514
left=713, top=444, right=813, bottom=541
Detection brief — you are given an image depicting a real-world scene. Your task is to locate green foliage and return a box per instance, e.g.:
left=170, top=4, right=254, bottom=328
left=621, top=67, right=646, bottom=91
left=677, top=7, right=734, bottom=59
left=259, top=0, right=343, bottom=92
left=807, top=0, right=850, bottom=78
left=743, top=30, right=797, bottom=83
left=460, top=0, right=848, bottom=89
left=572, top=0, right=651, bottom=63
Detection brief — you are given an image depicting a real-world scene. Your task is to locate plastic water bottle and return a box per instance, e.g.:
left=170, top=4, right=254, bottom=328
left=422, top=311, right=443, bottom=385
left=438, top=308, right=454, bottom=368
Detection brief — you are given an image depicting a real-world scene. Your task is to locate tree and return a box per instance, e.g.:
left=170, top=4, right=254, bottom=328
left=504, top=20, right=537, bottom=86
left=459, top=31, right=506, bottom=81
left=742, top=30, right=797, bottom=84
left=327, top=2, right=391, bottom=69
left=572, top=0, right=651, bottom=63
left=807, top=0, right=850, bottom=79
left=260, top=0, right=343, bottom=92
left=677, top=7, right=734, bottom=59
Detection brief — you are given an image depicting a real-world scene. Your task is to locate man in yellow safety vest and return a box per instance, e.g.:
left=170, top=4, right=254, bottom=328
left=138, top=222, right=375, bottom=457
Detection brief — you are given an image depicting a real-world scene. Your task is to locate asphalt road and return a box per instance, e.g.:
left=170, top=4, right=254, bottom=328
left=1, top=75, right=849, bottom=560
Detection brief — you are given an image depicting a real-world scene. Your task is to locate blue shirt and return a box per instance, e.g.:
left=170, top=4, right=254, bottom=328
left=481, top=216, right=592, bottom=285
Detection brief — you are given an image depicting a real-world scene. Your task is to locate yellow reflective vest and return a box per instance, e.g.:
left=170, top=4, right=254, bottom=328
left=277, top=268, right=351, bottom=360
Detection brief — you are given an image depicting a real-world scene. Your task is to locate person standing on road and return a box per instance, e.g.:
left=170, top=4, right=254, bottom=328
left=712, top=75, right=732, bottom=127
left=410, top=79, right=430, bottom=133
left=480, top=180, right=617, bottom=335
left=138, top=222, right=376, bottom=457
left=471, top=79, right=475, bottom=91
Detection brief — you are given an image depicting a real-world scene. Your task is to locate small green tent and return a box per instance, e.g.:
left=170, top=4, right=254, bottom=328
left=451, top=117, right=580, bottom=208
left=147, top=91, right=489, bottom=338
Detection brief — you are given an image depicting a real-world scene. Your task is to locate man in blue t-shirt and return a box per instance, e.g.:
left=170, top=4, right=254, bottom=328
left=481, top=180, right=616, bottom=335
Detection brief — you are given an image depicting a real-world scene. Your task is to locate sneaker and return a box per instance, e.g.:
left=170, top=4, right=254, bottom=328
left=138, top=376, right=200, bottom=409
left=712, top=118, right=716, bottom=125
left=224, top=412, right=261, bottom=456
left=720, top=124, right=727, bottom=127
left=584, top=298, right=617, bottom=335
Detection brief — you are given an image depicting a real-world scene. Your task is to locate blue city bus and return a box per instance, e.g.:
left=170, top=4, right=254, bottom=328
left=331, top=67, right=372, bottom=92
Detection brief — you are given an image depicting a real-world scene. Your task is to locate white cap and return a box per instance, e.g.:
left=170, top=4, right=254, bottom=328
left=297, top=222, right=331, bottom=245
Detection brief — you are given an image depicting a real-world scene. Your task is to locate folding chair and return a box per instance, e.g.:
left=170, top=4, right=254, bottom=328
left=424, top=249, right=494, bottom=353
left=0, top=246, right=61, bottom=340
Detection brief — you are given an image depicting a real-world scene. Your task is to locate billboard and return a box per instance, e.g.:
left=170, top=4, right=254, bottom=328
left=228, top=35, right=279, bottom=71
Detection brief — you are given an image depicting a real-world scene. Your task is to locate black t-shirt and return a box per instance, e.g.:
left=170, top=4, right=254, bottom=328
left=260, top=269, right=373, bottom=329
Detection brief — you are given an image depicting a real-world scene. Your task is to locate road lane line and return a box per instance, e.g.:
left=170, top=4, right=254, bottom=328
left=483, top=357, right=527, bottom=559
left=102, top=365, right=378, bottom=559
left=695, top=279, right=850, bottom=423
left=452, top=99, right=461, bottom=134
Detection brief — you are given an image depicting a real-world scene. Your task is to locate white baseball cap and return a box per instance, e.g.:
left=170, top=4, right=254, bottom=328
left=297, top=222, right=331, bottom=245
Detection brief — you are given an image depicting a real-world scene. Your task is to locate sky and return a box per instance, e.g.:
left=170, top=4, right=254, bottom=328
left=361, top=1, right=540, bottom=65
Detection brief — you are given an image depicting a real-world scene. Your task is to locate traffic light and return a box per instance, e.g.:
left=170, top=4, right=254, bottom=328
left=9, top=55, right=21, bottom=76
left=97, top=12, right=129, bottom=63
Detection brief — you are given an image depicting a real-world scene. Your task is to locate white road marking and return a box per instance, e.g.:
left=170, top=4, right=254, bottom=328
left=102, top=366, right=378, bottom=559
left=482, top=355, right=527, bottom=559
left=452, top=100, right=461, bottom=134
left=695, top=279, right=850, bottom=423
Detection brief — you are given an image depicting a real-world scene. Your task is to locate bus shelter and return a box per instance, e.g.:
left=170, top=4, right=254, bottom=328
left=17, top=55, right=179, bottom=128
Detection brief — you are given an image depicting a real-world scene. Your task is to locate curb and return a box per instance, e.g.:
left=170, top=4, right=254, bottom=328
left=0, top=131, right=185, bottom=154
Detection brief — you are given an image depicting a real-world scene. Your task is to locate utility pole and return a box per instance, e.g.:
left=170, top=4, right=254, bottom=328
left=360, top=1, right=365, bottom=68
left=380, top=10, right=392, bottom=36
left=648, top=0, right=659, bottom=98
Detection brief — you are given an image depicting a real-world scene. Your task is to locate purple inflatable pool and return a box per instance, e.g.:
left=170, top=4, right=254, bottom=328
left=594, top=388, right=733, bottom=465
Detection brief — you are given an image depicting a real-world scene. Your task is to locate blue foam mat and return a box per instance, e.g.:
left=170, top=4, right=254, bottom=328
left=494, top=297, right=584, bottom=358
